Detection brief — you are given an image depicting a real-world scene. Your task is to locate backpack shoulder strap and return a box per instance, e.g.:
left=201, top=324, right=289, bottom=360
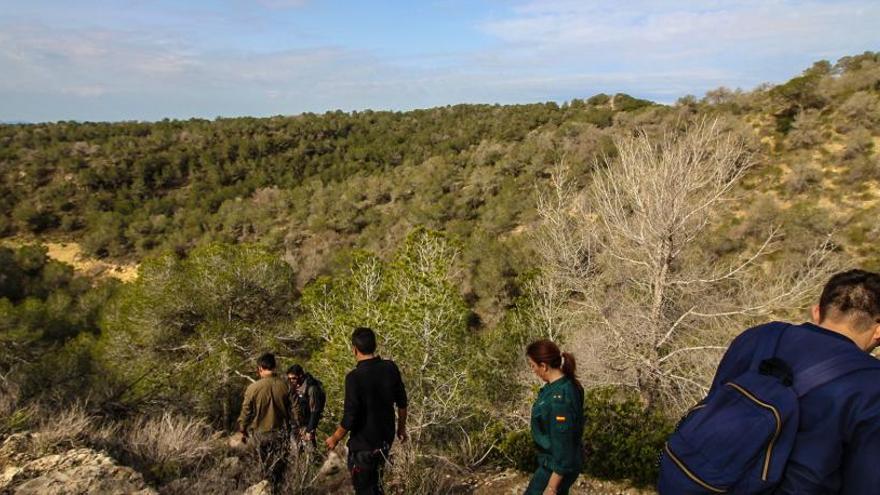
left=794, top=353, right=880, bottom=397
left=749, top=321, right=792, bottom=370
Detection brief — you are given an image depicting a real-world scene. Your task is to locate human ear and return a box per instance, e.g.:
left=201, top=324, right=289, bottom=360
left=810, top=304, right=821, bottom=324
left=868, top=323, right=880, bottom=352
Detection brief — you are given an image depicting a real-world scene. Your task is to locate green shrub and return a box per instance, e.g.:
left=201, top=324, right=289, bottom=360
left=99, top=243, right=299, bottom=427
left=496, top=387, right=673, bottom=486
left=300, top=229, right=483, bottom=443
left=613, top=93, right=654, bottom=112
left=497, top=429, right=537, bottom=472
left=12, top=203, right=58, bottom=233
left=2, top=407, right=37, bottom=435
left=581, top=107, right=615, bottom=128
left=582, top=388, right=673, bottom=486
left=586, top=93, right=611, bottom=106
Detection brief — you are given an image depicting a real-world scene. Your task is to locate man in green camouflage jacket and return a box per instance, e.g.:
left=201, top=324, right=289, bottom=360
left=239, top=353, right=291, bottom=492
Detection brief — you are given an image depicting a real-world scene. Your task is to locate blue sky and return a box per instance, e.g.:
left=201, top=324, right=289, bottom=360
left=0, top=0, right=877, bottom=122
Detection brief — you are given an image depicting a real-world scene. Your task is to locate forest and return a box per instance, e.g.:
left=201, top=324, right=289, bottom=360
left=1, top=52, right=879, bottom=493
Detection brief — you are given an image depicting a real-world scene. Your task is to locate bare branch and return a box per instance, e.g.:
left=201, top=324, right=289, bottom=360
left=529, top=118, right=839, bottom=415
left=655, top=306, right=696, bottom=349
left=671, top=227, right=779, bottom=286
left=658, top=346, right=728, bottom=364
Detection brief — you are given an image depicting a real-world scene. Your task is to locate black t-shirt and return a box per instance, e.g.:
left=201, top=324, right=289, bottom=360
left=340, top=357, right=408, bottom=452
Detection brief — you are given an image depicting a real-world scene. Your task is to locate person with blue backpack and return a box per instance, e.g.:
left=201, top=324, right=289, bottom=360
left=659, top=269, right=880, bottom=494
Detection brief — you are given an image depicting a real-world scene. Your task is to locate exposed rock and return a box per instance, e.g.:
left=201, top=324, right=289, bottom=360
left=0, top=446, right=156, bottom=494
left=1, top=432, right=654, bottom=494
left=0, top=434, right=36, bottom=469
left=227, top=432, right=247, bottom=451
left=317, top=450, right=345, bottom=478
left=472, top=468, right=528, bottom=494
left=0, top=466, right=23, bottom=489
left=218, top=456, right=243, bottom=477
left=242, top=479, right=270, bottom=495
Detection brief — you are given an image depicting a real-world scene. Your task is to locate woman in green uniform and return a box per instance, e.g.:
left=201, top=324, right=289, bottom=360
left=525, top=340, right=585, bottom=495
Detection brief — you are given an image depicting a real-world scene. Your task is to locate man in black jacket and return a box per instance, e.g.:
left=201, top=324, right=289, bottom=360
left=325, top=327, right=408, bottom=495
left=286, top=364, right=326, bottom=451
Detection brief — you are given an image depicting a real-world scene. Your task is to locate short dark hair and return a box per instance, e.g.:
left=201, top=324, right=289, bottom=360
left=286, top=364, right=304, bottom=376
left=818, top=269, right=880, bottom=332
left=351, top=327, right=377, bottom=354
left=257, top=353, right=276, bottom=371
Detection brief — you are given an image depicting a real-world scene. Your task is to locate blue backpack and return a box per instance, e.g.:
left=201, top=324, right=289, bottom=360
left=658, top=322, right=878, bottom=494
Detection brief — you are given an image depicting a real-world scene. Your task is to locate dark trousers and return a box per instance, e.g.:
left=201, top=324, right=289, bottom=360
left=524, top=466, right=579, bottom=495
left=254, top=431, right=287, bottom=492
left=292, top=426, right=318, bottom=453
left=347, top=448, right=389, bottom=495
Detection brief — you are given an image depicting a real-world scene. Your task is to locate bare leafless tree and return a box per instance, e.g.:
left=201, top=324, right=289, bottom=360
left=531, top=119, right=839, bottom=413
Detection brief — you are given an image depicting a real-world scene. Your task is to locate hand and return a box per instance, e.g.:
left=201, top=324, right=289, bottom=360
left=396, top=427, right=408, bottom=443
left=325, top=435, right=339, bottom=451
left=303, top=431, right=315, bottom=442
left=542, top=487, right=557, bottom=495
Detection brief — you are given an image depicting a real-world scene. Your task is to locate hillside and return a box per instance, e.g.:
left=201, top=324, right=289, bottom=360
left=2, top=56, right=879, bottom=325
left=0, top=92, right=656, bottom=321
left=0, top=52, right=878, bottom=494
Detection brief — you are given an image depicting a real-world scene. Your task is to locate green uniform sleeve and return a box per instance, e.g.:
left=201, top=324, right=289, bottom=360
left=282, top=382, right=292, bottom=430
left=238, top=382, right=255, bottom=432
left=530, top=394, right=551, bottom=451
left=547, top=391, right=579, bottom=475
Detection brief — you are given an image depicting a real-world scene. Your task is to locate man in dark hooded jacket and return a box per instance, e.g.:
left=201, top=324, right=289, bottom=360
left=286, top=364, right=326, bottom=451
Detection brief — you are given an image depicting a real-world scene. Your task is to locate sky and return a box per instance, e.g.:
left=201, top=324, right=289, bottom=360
left=0, top=0, right=877, bottom=122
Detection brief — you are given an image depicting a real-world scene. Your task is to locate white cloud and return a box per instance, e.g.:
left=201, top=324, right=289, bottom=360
left=469, top=0, right=880, bottom=101
left=482, top=0, right=880, bottom=63
left=1, top=1, right=877, bottom=121
left=0, top=22, right=413, bottom=119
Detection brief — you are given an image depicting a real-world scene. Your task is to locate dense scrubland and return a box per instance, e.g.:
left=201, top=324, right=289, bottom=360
left=1, top=52, right=879, bottom=493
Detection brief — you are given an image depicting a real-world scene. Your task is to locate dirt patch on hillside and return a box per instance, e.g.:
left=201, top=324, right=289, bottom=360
left=2, top=239, right=138, bottom=282
left=44, top=242, right=137, bottom=282
left=43, top=242, right=138, bottom=282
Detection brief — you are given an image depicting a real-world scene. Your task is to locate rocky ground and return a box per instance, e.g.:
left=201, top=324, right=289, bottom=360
left=0, top=433, right=155, bottom=494
left=468, top=469, right=654, bottom=495
left=0, top=433, right=654, bottom=494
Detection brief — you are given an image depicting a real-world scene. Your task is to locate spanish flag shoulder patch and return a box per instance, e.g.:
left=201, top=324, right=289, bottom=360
left=555, top=416, right=566, bottom=422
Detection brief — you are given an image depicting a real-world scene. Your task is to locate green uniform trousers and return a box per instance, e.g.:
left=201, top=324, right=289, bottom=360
left=524, top=466, right=579, bottom=495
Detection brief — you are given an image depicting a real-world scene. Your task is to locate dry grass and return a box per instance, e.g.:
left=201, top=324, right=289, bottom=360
left=164, top=440, right=331, bottom=494
left=0, top=378, right=21, bottom=425
left=385, top=442, right=464, bottom=495
left=160, top=455, right=259, bottom=495
left=282, top=446, right=326, bottom=493
left=123, top=412, right=217, bottom=478
left=32, top=403, right=96, bottom=454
